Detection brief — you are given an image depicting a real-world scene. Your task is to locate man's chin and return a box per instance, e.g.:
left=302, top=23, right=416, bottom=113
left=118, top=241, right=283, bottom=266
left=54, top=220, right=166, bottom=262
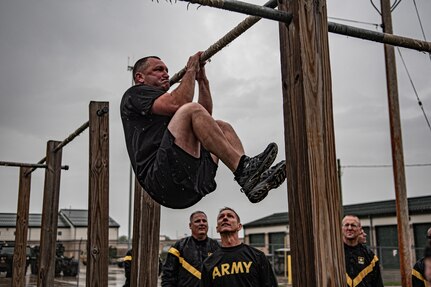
left=161, top=83, right=170, bottom=91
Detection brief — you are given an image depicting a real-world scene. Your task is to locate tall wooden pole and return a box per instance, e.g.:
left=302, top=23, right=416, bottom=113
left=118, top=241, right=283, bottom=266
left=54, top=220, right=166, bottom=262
left=131, top=178, right=143, bottom=287
left=38, top=141, right=63, bottom=287
left=12, top=167, right=32, bottom=287
left=131, top=180, right=161, bottom=287
left=87, top=101, right=110, bottom=287
left=278, top=0, right=346, bottom=285
left=380, top=0, right=412, bottom=286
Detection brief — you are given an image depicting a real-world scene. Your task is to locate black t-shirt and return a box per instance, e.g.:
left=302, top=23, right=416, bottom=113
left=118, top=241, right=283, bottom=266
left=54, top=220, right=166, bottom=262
left=200, top=243, right=277, bottom=287
left=120, top=84, right=171, bottom=178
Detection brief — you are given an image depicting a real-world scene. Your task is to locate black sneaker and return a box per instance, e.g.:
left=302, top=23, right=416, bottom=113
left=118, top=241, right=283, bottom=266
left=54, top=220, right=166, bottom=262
left=245, top=160, right=286, bottom=203
left=235, top=143, right=278, bottom=192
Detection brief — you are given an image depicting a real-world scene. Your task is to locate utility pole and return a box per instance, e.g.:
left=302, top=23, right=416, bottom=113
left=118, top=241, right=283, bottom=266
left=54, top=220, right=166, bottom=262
left=127, top=63, right=134, bottom=250
left=380, top=0, right=412, bottom=286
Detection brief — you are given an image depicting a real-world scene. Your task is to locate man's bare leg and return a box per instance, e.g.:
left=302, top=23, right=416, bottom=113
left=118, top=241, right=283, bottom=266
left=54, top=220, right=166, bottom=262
left=168, top=103, right=243, bottom=172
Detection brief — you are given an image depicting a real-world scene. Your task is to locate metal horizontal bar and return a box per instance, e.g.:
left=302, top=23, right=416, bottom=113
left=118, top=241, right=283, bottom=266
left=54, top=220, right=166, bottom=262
left=0, top=161, right=69, bottom=170
left=178, top=0, right=292, bottom=23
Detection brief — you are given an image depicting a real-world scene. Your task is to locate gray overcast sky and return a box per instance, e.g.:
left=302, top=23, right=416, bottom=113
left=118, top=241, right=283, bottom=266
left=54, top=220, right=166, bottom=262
left=0, top=0, right=430, bottom=240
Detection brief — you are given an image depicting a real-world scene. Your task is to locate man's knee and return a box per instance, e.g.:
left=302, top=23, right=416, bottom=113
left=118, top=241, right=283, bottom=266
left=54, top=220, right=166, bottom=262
left=177, top=102, right=206, bottom=115
left=216, top=120, right=234, bottom=132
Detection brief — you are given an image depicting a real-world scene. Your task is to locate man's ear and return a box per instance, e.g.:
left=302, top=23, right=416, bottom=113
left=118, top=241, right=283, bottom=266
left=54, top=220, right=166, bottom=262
left=237, top=223, right=242, bottom=232
left=135, top=72, right=145, bottom=84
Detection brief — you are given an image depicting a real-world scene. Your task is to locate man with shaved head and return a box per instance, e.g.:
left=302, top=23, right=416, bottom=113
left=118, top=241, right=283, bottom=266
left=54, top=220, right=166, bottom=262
left=121, top=52, right=286, bottom=209
left=200, top=207, right=277, bottom=287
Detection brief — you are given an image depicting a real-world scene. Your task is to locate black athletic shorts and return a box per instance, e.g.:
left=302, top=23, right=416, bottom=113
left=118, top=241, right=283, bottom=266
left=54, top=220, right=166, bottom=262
left=141, top=130, right=218, bottom=209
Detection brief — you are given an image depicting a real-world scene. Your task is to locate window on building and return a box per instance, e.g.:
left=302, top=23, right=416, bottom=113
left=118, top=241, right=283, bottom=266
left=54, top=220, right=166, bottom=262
left=58, top=231, right=62, bottom=236
left=269, top=232, right=285, bottom=254
left=376, top=225, right=399, bottom=269
left=249, top=233, right=265, bottom=247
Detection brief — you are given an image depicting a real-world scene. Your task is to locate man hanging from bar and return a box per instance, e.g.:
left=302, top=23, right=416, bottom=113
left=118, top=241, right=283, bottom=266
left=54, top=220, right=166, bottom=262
left=120, top=52, right=286, bottom=208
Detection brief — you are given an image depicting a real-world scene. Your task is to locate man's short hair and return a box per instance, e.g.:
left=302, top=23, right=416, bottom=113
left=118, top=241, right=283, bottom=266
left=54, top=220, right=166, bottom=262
left=219, top=207, right=241, bottom=223
left=189, top=211, right=207, bottom=222
left=132, top=56, right=160, bottom=82
left=342, top=214, right=361, bottom=227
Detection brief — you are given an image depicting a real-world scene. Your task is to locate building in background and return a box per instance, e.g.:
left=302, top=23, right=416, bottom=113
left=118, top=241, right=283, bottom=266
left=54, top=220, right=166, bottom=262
left=243, top=195, right=431, bottom=271
left=0, top=209, right=120, bottom=261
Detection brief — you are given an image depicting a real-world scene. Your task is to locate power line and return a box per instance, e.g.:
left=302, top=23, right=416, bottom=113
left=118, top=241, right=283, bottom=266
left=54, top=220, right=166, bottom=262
left=369, top=0, right=381, bottom=15
left=328, top=16, right=381, bottom=29
left=342, top=163, right=431, bottom=169
left=412, top=0, right=431, bottom=62
left=390, top=0, right=402, bottom=11
left=396, top=47, right=431, bottom=134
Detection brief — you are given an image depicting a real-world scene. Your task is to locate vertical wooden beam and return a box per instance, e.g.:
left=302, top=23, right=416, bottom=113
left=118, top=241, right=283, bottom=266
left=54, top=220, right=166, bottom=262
left=380, top=0, right=412, bottom=285
left=38, top=140, right=63, bottom=287
left=87, top=101, right=110, bottom=287
left=140, top=189, right=161, bottom=286
left=131, top=179, right=161, bottom=287
left=278, top=0, right=346, bottom=286
left=12, top=167, right=32, bottom=287
left=131, top=177, right=143, bottom=287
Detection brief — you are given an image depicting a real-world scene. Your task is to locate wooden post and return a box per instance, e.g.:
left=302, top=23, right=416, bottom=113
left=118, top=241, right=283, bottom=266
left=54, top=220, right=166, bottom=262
left=87, top=101, right=110, bottom=287
left=38, top=140, right=63, bottom=287
left=12, top=167, right=32, bottom=287
left=278, top=0, right=346, bottom=285
left=131, top=179, right=161, bottom=287
left=380, top=0, right=412, bottom=285
left=131, top=177, right=143, bottom=287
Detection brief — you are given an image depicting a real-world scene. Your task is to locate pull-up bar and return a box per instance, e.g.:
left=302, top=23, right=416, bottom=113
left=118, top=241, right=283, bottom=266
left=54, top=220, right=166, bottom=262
left=170, top=0, right=278, bottom=85
left=24, top=107, right=109, bottom=176
left=175, top=0, right=431, bottom=53
left=0, top=161, right=69, bottom=170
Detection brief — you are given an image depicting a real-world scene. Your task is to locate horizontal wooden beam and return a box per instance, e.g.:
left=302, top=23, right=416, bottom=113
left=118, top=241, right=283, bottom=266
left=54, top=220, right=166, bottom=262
left=175, top=0, right=431, bottom=57
left=328, top=21, right=431, bottom=53
left=179, top=0, right=291, bottom=23
left=170, top=0, right=278, bottom=85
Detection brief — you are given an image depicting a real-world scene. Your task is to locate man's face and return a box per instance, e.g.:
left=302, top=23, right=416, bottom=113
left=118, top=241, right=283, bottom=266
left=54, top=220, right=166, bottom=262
left=342, top=216, right=361, bottom=241
left=216, top=209, right=241, bottom=234
left=424, top=258, right=431, bottom=282
left=189, top=213, right=208, bottom=240
left=358, top=229, right=367, bottom=244
left=137, top=58, right=170, bottom=91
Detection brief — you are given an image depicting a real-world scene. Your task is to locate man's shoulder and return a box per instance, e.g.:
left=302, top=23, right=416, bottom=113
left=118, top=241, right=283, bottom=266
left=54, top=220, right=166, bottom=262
left=207, top=237, right=220, bottom=246
left=173, top=236, right=191, bottom=246
left=123, top=84, right=165, bottom=101
left=413, top=257, right=425, bottom=272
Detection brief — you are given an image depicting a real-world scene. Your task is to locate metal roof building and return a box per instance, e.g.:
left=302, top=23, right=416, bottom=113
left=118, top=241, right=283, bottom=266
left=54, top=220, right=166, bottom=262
left=243, top=195, right=431, bottom=270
